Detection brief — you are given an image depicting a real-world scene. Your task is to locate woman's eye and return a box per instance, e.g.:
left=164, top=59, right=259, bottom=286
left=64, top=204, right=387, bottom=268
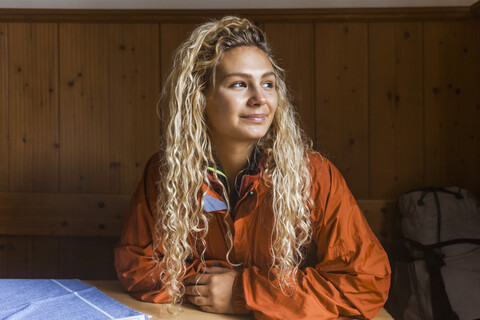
left=262, top=81, right=274, bottom=88
left=231, top=81, right=246, bottom=88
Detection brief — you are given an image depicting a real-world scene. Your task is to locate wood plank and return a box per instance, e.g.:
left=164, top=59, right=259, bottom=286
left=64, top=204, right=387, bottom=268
left=159, top=23, right=197, bottom=124
left=0, top=235, right=117, bottom=279
left=87, top=280, right=391, bottom=319
left=357, top=199, right=398, bottom=249
left=0, top=196, right=395, bottom=278
left=264, top=22, right=316, bottom=146
left=369, top=22, right=424, bottom=198
left=0, top=8, right=472, bottom=23
left=58, top=236, right=118, bottom=279
left=27, top=235, right=61, bottom=278
left=160, top=23, right=197, bottom=86
left=424, top=21, right=480, bottom=199
left=0, top=192, right=130, bottom=237
left=3, top=235, right=31, bottom=278
left=0, top=236, right=6, bottom=276
left=471, top=0, right=480, bottom=18
left=0, top=192, right=396, bottom=247
left=315, top=22, right=369, bottom=198
left=0, top=23, right=7, bottom=191
left=106, top=24, right=160, bottom=194
left=8, top=23, right=59, bottom=192
left=59, top=24, right=110, bottom=193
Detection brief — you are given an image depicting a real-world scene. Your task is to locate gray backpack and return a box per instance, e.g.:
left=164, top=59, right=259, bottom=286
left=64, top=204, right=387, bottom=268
left=387, top=187, right=480, bottom=320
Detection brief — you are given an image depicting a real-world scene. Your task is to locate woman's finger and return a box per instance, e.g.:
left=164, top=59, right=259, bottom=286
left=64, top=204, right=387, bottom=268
left=186, top=294, right=211, bottom=307
left=202, top=266, right=231, bottom=274
left=185, top=273, right=207, bottom=285
left=184, top=284, right=208, bottom=296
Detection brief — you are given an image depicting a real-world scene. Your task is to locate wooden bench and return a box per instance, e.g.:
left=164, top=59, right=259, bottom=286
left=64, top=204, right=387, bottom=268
left=0, top=192, right=398, bottom=247
left=0, top=192, right=399, bottom=279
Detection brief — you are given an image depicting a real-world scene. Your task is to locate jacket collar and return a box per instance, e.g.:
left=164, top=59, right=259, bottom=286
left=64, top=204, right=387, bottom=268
left=206, top=147, right=263, bottom=193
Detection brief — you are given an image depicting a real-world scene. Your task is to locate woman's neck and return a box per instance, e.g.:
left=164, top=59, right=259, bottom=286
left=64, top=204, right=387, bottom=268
left=212, top=138, right=255, bottom=192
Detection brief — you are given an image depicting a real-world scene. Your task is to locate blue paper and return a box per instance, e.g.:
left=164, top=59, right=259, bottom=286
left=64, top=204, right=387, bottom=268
left=0, top=279, right=150, bottom=320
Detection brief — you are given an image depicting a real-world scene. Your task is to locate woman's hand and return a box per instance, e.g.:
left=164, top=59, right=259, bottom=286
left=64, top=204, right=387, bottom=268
left=184, top=267, right=237, bottom=314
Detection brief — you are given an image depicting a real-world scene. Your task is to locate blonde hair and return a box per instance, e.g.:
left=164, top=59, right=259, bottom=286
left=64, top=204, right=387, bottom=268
left=155, top=16, right=313, bottom=304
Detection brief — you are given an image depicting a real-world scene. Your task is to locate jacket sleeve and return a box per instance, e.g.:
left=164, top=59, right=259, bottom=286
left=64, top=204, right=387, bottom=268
left=113, top=155, right=226, bottom=303
left=232, top=156, right=391, bottom=319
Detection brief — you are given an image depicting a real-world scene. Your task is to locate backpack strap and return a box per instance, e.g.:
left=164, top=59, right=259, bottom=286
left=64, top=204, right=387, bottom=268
left=405, top=237, right=480, bottom=250
left=423, top=247, right=460, bottom=320
left=405, top=238, right=462, bottom=320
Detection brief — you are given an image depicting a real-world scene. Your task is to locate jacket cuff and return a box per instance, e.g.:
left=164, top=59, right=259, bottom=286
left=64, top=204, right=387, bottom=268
left=232, top=270, right=250, bottom=315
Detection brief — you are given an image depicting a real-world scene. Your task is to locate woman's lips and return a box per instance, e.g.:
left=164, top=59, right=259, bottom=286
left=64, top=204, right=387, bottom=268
left=241, top=114, right=267, bottom=122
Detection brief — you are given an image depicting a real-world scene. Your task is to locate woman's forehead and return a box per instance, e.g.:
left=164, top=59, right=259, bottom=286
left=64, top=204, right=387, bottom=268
left=215, top=46, right=274, bottom=79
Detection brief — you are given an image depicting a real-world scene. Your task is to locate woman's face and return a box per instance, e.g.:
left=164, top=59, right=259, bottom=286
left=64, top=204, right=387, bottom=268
left=205, top=46, right=278, bottom=145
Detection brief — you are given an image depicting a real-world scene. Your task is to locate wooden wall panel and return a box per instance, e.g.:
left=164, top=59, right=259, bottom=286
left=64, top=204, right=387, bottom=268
left=28, top=236, right=61, bottom=277
left=0, top=192, right=129, bottom=237
left=0, top=23, right=7, bottom=191
left=58, top=236, right=117, bottom=279
left=8, top=23, right=59, bottom=192
left=60, top=24, right=160, bottom=195
left=424, top=21, right=480, bottom=199
left=106, top=24, right=160, bottom=195
left=158, top=23, right=198, bottom=126
left=264, top=23, right=316, bottom=145
left=1, top=234, right=69, bottom=279
left=0, top=235, right=117, bottom=279
left=59, top=24, right=111, bottom=193
left=471, top=1, right=480, bottom=18
left=160, top=23, right=197, bottom=85
left=1, top=12, right=479, bottom=280
left=0, top=236, right=6, bottom=275
left=2, top=236, right=30, bottom=277
left=369, top=22, right=424, bottom=198
left=315, top=23, right=369, bottom=198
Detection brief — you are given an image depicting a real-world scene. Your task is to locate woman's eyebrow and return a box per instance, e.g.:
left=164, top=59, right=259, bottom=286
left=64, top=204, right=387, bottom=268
left=222, top=71, right=275, bottom=80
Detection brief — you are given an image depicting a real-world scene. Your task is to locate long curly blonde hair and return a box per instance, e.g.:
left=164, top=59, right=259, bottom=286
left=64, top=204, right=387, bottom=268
left=155, top=16, right=313, bottom=304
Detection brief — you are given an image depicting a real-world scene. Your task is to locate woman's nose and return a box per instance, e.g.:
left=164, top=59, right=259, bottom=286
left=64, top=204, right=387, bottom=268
left=248, top=86, right=267, bottom=107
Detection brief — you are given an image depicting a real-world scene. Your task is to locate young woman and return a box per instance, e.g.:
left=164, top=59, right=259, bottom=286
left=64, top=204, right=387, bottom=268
left=114, top=16, right=391, bottom=319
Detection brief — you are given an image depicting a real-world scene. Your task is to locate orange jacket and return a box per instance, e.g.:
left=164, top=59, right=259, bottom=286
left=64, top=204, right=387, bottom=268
left=114, top=152, right=391, bottom=319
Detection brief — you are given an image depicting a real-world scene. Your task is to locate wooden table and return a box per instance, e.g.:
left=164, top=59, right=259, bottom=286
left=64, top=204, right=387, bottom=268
left=85, top=281, right=394, bottom=320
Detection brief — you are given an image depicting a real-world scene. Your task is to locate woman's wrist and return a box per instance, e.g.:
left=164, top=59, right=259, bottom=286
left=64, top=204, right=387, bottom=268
left=232, top=269, right=250, bottom=314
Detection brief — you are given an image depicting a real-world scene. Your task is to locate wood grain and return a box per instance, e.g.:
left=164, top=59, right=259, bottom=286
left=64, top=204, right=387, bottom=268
left=0, top=192, right=396, bottom=249
left=369, top=22, right=424, bottom=198
left=159, top=23, right=198, bottom=126
left=471, top=0, right=480, bottom=18
left=106, top=24, right=160, bottom=195
left=0, top=192, right=394, bottom=279
left=87, top=280, right=392, bottom=319
left=264, top=22, right=316, bottom=146
left=160, top=23, right=198, bottom=85
left=0, top=192, right=130, bottom=237
left=0, top=235, right=117, bottom=279
left=0, top=236, right=6, bottom=275
left=58, top=236, right=118, bottom=279
left=59, top=23, right=111, bottom=193
left=0, top=7, right=472, bottom=23
left=357, top=199, right=398, bottom=250
left=2, top=235, right=30, bottom=278
left=8, top=23, right=59, bottom=192
left=0, top=23, right=7, bottom=191
left=28, top=236, right=61, bottom=277
left=424, top=21, right=480, bottom=199
left=315, top=22, right=369, bottom=198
